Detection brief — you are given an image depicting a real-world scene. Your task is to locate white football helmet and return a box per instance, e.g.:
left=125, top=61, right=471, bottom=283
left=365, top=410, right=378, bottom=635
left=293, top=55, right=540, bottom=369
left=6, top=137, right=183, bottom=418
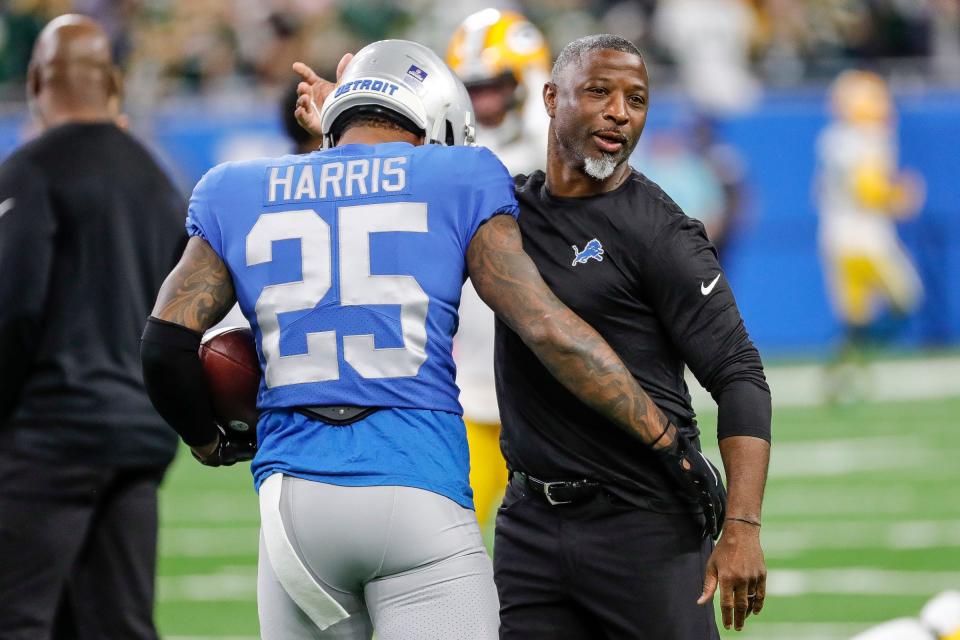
left=319, top=39, right=476, bottom=148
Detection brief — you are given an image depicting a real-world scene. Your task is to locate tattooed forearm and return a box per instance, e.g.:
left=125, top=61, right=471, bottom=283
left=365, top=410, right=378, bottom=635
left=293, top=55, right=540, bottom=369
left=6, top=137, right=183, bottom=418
left=468, top=215, right=675, bottom=448
left=152, top=236, right=236, bottom=332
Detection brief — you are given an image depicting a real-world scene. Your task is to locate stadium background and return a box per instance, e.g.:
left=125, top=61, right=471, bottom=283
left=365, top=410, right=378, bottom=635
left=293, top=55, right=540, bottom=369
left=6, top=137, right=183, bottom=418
left=2, top=0, right=958, bottom=638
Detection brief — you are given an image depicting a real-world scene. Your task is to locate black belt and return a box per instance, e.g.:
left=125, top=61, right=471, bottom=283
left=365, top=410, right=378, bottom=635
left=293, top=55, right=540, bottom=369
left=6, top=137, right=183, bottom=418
left=511, top=471, right=601, bottom=506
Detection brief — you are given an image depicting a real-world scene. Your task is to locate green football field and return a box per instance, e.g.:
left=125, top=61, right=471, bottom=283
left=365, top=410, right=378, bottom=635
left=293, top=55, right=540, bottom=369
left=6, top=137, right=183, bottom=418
left=155, top=395, right=960, bottom=639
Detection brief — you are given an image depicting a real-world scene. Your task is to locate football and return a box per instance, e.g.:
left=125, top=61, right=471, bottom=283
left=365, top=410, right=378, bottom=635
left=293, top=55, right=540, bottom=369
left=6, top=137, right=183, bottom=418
left=199, top=326, right=260, bottom=441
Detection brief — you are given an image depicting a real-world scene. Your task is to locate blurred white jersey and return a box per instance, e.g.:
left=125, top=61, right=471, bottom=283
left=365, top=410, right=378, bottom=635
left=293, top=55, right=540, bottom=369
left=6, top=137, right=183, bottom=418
left=815, top=122, right=901, bottom=257
left=455, top=86, right=549, bottom=424
left=851, top=591, right=960, bottom=640
left=850, top=618, right=934, bottom=640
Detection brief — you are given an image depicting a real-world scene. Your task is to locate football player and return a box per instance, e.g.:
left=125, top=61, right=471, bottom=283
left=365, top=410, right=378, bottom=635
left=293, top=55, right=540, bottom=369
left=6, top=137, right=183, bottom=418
left=852, top=590, right=960, bottom=640
left=446, top=8, right=550, bottom=176
left=816, top=69, right=925, bottom=398
left=445, top=8, right=552, bottom=529
left=141, top=40, right=721, bottom=639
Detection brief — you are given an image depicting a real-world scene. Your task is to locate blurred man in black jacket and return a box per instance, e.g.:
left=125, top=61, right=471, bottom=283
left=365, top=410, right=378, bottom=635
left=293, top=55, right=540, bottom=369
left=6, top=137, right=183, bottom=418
left=0, top=14, right=185, bottom=639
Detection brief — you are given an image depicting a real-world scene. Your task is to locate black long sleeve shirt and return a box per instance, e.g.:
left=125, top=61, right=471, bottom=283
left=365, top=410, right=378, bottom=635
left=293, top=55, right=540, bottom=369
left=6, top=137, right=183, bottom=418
left=495, top=170, right=771, bottom=512
left=0, top=123, right=185, bottom=466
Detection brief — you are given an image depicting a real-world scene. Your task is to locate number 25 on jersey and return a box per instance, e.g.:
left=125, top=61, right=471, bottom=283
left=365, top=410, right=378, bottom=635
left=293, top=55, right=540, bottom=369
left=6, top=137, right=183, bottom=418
left=247, top=202, right=429, bottom=388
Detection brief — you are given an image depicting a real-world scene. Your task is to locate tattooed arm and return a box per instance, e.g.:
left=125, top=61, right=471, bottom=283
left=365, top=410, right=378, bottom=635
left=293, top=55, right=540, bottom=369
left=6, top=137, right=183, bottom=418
left=467, top=215, right=670, bottom=446
left=468, top=215, right=727, bottom=537
left=152, top=236, right=235, bottom=331
left=141, top=236, right=241, bottom=464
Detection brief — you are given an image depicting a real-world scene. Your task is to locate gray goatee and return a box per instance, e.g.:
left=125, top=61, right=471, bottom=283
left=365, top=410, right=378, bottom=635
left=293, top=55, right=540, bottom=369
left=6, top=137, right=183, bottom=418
left=584, top=153, right=618, bottom=180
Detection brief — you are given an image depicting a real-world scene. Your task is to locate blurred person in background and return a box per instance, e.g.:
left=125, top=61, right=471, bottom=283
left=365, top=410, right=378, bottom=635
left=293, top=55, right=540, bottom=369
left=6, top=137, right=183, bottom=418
left=0, top=0, right=71, bottom=87
left=637, top=130, right=725, bottom=232
left=815, top=69, right=925, bottom=401
left=446, top=7, right=551, bottom=530
left=638, top=117, right=747, bottom=262
left=447, top=8, right=550, bottom=176
left=690, top=115, right=748, bottom=259
left=0, top=13, right=184, bottom=639
left=636, top=130, right=722, bottom=250
left=654, top=0, right=760, bottom=113
left=852, top=590, right=960, bottom=640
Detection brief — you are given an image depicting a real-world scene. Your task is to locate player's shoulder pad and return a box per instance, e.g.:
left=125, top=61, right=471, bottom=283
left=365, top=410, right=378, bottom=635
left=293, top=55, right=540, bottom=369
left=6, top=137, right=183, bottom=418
left=194, top=159, right=233, bottom=189
left=417, top=143, right=499, bottom=163
left=468, top=145, right=512, bottom=179
left=417, top=144, right=511, bottom=184
left=195, top=153, right=300, bottom=193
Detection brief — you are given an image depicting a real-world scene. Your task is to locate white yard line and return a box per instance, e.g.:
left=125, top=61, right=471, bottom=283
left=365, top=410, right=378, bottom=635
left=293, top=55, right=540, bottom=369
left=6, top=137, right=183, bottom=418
left=770, top=568, right=960, bottom=596
left=764, top=485, right=941, bottom=517
left=688, top=356, right=960, bottom=409
left=765, top=437, right=934, bottom=477
left=158, top=566, right=960, bottom=601
left=157, top=569, right=257, bottom=602
left=732, top=622, right=870, bottom=640
left=762, top=519, right=960, bottom=556
left=160, top=527, right=259, bottom=557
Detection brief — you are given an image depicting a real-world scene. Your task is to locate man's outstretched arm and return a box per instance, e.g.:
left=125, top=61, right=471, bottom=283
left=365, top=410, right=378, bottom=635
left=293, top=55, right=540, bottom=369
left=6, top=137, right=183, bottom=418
left=468, top=214, right=673, bottom=447
left=296, top=58, right=671, bottom=443
left=141, top=236, right=238, bottom=463
left=295, top=58, right=725, bottom=534
left=469, top=217, right=727, bottom=536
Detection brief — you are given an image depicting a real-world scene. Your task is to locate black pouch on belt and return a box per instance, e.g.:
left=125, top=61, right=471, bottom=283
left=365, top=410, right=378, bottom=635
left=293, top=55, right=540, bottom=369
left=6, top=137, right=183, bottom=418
left=297, top=406, right=381, bottom=425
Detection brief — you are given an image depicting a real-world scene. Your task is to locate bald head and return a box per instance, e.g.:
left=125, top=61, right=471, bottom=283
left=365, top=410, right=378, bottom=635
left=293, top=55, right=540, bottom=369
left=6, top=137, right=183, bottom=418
left=28, top=14, right=122, bottom=129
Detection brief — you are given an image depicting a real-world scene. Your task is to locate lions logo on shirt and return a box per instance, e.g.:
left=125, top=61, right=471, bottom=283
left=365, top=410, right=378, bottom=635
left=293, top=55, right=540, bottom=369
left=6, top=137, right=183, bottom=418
left=571, top=238, right=604, bottom=266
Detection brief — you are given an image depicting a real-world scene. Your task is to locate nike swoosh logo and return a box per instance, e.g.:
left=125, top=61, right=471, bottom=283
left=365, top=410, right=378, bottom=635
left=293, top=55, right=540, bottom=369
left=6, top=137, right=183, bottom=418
left=0, top=198, right=14, bottom=219
left=700, top=273, right=721, bottom=296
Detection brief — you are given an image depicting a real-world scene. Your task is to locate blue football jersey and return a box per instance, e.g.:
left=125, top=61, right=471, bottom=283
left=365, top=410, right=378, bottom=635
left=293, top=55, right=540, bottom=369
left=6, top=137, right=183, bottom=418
left=186, top=142, right=517, bottom=507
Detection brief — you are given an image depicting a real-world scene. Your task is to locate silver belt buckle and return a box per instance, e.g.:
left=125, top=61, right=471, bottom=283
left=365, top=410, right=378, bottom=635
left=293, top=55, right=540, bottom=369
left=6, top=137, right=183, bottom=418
left=541, top=481, right=573, bottom=506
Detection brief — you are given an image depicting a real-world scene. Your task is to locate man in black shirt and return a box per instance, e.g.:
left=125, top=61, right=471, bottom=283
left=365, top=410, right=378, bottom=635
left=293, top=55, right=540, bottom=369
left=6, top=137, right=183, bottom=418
left=0, top=15, right=185, bottom=639
left=494, top=36, right=771, bottom=638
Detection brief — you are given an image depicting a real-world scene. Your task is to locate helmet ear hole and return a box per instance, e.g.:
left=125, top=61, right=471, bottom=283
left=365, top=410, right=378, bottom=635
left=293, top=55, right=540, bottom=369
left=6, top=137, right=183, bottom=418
left=445, top=121, right=454, bottom=146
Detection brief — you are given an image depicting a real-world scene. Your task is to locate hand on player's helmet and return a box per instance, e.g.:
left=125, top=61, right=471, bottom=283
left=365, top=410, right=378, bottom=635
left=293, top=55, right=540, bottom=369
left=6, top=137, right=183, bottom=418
left=292, top=53, right=353, bottom=139
left=652, top=425, right=727, bottom=539
left=190, top=424, right=257, bottom=467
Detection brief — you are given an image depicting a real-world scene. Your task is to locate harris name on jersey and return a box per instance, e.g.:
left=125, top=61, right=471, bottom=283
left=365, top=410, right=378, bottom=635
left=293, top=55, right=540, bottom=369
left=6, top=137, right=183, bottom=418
left=267, top=154, right=408, bottom=204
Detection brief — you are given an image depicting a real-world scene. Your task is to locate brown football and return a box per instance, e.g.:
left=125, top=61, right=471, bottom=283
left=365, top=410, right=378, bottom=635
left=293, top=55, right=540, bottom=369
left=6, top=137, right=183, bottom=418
left=199, top=326, right=260, bottom=441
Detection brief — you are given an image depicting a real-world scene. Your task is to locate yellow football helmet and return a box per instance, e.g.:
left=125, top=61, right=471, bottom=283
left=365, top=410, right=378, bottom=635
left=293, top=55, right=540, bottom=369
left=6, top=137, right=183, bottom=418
left=446, top=9, right=550, bottom=87
left=830, top=70, right=893, bottom=125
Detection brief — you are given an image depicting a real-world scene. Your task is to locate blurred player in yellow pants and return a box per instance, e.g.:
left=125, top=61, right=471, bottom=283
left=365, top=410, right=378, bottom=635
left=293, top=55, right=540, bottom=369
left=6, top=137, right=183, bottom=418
left=815, top=70, right=925, bottom=401
left=447, top=9, right=550, bottom=527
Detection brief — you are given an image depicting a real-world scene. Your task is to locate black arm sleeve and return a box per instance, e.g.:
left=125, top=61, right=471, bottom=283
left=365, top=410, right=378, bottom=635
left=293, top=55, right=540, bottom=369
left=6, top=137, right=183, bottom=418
left=645, top=216, right=772, bottom=442
left=0, top=159, right=56, bottom=424
left=140, top=316, right=219, bottom=447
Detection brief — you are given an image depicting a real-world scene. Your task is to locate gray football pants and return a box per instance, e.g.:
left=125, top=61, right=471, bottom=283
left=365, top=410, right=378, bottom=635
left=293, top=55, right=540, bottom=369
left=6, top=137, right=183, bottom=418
left=257, top=473, right=499, bottom=639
